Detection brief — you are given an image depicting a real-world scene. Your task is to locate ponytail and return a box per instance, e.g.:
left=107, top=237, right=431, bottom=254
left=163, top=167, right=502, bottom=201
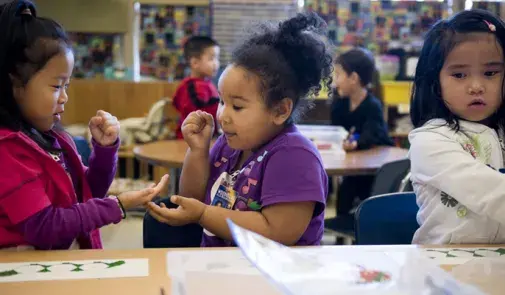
left=370, top=69, right=384, bottom=106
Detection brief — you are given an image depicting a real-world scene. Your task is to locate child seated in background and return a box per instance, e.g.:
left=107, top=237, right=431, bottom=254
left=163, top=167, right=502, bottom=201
left=173, top=36, right=220, bottom=139
left=410, top=10, right=505, bottom=244
left=331, top=48, right=393, bottom=216
left=147, top=12, right=332, bottom=247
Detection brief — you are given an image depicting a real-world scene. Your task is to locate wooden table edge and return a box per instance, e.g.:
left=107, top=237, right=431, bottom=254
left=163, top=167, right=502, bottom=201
left=133, top=146, right=184, bottom=169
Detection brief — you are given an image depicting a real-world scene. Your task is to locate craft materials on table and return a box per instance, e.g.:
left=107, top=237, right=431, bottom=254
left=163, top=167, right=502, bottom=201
left=166, top=220, right=486, bottom=295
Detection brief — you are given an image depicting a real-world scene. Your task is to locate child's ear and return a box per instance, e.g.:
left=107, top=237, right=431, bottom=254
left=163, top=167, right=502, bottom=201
left=272, top=98, right=293, bottom=125
left=9, top=74, right=21, bottom=87
left=350, top=72, right=360, bottom=85
left=189, top=56, right=200, bottom=69
left=9, top=74, right=24, bottom=100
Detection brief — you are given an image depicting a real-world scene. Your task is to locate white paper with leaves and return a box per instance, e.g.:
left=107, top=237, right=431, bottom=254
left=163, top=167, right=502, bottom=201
left=0, top=259, right=148, bottom=283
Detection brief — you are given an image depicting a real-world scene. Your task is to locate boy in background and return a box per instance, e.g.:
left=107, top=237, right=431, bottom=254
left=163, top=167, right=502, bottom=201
left=173, top=36, right=220, bottom=139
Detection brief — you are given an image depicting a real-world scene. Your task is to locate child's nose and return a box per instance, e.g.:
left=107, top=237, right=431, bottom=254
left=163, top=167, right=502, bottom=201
left=58, top=90, right=69, bottom=104
left=218, top=107, right=232, bottom=125
left=468, top=79, right=485, bottom=95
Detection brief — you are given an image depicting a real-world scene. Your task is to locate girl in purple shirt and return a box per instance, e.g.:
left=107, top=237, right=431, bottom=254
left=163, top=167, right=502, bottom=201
left=148, top=12, right=331, bottom=246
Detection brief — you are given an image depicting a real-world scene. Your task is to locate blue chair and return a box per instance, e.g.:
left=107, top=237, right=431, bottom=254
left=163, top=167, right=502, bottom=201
left=72, top=136, right=91, bottom=166
left=354, top=192, right=419, bottom=245
left=370, top=159, right=411, bottom=196
left=325, top=159, right=411, bottom=244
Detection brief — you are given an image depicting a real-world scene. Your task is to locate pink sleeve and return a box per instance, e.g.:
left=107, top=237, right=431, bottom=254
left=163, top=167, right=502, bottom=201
left=0, top=147, right=51, bottom=224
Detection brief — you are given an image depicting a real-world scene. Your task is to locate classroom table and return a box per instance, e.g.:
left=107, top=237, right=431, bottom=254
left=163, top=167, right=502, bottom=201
left=0, top=245, right=502, bottom=295
left=133, top=140, right=408, bottom=177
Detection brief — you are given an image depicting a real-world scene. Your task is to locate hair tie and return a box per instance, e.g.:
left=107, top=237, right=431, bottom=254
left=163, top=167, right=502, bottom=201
left=20, top=8, right=31, bottom=15
left=484, top=20, right=496, bottom=32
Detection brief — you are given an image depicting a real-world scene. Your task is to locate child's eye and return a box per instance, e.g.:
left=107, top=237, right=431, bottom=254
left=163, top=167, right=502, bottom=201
left=233, top=106, right=243, bottom=111
left=219, top=99, right=224, bottom=105
left=52, top=85, right=62, bottom=90
left=451, top=73, right=466, bottom=79
left=485, top=71, right=500, bottom=77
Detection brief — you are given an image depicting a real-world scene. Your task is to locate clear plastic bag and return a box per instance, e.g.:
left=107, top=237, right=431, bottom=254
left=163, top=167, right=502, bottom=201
left=228, top=220, right=486, bottom=295
left=451, top=257, right=505, bottom=295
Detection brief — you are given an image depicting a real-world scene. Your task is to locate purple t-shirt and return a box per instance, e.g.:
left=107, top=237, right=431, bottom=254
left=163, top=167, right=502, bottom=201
left=201, top=124, right=327, bottom=247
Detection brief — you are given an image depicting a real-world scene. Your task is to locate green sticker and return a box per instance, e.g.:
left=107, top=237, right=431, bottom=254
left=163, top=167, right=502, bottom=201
left=456, top=206, right=468, bottom=218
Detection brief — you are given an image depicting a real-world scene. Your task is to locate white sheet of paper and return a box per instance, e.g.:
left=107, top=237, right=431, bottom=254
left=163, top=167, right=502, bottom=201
left=0, top=259, right=148, bottom=283
left=227, top=220, right=486, bottom=295
left=167, top=249, right=281, bottom=295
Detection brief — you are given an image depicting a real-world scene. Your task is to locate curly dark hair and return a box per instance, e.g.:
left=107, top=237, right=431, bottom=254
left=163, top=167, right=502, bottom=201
left=231, top=12, right=333, bottom=123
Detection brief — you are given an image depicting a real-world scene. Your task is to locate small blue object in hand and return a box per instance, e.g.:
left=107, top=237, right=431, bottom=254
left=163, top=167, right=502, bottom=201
left=350, top=133, right=360, bottom=142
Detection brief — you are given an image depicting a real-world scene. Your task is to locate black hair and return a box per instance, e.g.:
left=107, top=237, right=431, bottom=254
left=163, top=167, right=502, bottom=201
left=183, top=36, right=218, bottom=62
left=0, top=0, right=71, bottom=151
left=231, top=12, right=333, bottom=124
left=410, top=9, right=505, bottom=130
left=335, top=48, right=383, bottom=103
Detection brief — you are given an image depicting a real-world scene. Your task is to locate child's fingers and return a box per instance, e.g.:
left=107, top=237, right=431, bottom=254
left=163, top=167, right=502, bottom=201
left=184, top=122, right=202, bottom=134
left=147, top=208, right=170, bottom=224
left=183, top=113, right=202, bottom=127
left=147, top=202, right=176, bottom=221
left=202, top=113, right=215, bottom=128
left=137, top=187, right=155, bottom=198
left=89, top=116, right=103, bottom=127
left=157, top=174, right=169, bottom=189
left=150, top=174, right=169, bottom=195
left=96, top=110, right=111, bottom=118
left=170, top=195, right=187, bottom=207
left=104, top=125, right=118, bottom=136
left=147, top=201, right=161, bottom=210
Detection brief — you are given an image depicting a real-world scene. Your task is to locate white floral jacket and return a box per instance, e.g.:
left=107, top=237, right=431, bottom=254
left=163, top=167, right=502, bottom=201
left=408, top=119, right=505, bottom=244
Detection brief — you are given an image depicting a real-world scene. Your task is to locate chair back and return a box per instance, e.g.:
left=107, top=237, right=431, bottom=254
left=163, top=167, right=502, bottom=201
left=355, top=192, right=419, bottom=245
left=370, top=159, right=410, bottom=196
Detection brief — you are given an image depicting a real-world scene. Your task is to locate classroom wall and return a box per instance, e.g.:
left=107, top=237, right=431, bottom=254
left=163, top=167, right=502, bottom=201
left=35, top=0, right=131, bottom=33
left=35, top=0, right=208, bottom=32
left=63, top=79, right=178, bottom=125
left=31, top=0, right=476, bottom=73
left=34, top=0, right=208, bottom=79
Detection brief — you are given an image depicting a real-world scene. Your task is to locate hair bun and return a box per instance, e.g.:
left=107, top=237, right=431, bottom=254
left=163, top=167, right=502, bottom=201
left=277, top=11, right=325, bottom=37
left=271, top=12, right=331, bottom=97
left=15, top=1, right=36, bottom=18
left=230, top=12, right=333, bottom=123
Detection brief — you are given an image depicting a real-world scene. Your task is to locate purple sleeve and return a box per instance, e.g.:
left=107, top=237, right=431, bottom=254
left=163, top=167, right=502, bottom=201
left=260, top=147, right=327, bottom=216
left=86, top=139, right=119, bottom=198
left=16, top=198, right=122, bottom=250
